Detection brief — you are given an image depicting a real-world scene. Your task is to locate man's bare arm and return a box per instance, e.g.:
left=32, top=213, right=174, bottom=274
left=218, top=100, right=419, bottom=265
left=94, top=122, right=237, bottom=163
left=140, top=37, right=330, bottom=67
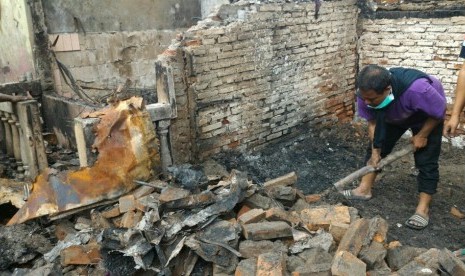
left=444, top=61, right=465, bottom=136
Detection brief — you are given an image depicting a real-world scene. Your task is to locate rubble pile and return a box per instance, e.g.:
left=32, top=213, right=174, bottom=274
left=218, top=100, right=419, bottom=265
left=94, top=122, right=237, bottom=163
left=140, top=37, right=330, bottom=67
left=1, top=166, right=464, bottom=275
left=0, top=98, right=463, bottom=275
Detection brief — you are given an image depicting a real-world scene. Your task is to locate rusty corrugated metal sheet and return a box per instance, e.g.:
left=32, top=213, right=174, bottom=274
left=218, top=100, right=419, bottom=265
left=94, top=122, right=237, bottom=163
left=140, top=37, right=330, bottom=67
left=8, top=97, right=160, bottom=225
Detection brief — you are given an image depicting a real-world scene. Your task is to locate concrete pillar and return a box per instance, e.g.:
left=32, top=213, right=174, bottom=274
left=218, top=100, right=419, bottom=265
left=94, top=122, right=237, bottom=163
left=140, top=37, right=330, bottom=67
left=157, top=119, right=173, bottom=175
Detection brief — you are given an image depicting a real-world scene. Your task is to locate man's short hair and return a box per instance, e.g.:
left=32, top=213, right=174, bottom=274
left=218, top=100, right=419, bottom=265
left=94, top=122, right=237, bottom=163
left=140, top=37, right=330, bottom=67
left=357, top=64, right=391, bottom=94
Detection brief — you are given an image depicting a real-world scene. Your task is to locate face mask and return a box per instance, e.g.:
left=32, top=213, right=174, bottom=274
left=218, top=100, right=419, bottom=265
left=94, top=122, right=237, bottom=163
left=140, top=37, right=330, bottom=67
left=367, top=91, right=394, bottom=109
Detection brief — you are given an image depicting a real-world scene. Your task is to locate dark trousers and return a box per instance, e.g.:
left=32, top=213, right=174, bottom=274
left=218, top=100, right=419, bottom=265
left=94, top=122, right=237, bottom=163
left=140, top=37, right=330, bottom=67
left=365, top=122, right=443, bottom=195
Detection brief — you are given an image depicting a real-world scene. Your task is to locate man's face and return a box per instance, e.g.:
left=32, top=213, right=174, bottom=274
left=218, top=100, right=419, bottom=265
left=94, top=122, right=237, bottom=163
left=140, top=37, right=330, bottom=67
left=357, top=86, right=391, bottom=108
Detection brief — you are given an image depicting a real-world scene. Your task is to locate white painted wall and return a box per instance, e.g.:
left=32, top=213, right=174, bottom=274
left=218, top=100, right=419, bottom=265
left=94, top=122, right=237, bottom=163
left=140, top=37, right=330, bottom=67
left=0, top=0, right=35, bottom=84
left=200, top=0, right=229, bottom=19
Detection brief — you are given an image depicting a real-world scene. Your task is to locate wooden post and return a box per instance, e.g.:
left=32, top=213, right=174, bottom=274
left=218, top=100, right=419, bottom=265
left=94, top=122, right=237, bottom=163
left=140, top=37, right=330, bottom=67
left=16, top=101, right=48, bottom=179
left=155, top=62, right=177, bottom=118
left=74, top=117, right=100, bottom=168
left=154, top=61, right=177, bottom=170
left=8, top=114, right=21, bottom=160
left=29, top=103, right=48, bottom=170
left=0, top=112, right=8, bottom=164
left=0, top=117, right=5, bottom=153
left=74, top=119, right=88, bottom=168
left=10, top=113, right=25, bottom=180
left=1, top=112, right=13, bottom=158
left=157, top=119, right=173, bottom=175
left=16, top=101, right=38, bottom=179
left=5, top=113, right=17, bottom=168
left=19, top=128, right=29, bottom=180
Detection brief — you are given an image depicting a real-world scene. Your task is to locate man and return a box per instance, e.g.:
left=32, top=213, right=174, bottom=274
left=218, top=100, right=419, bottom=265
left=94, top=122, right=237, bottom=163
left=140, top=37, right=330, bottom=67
left=342, top=64, right=446, bottom=230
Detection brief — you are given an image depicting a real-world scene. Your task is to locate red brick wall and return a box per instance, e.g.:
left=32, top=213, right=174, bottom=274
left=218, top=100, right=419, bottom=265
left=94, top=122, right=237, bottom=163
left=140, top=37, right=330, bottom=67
left=158, top=0, right=359, bottom=162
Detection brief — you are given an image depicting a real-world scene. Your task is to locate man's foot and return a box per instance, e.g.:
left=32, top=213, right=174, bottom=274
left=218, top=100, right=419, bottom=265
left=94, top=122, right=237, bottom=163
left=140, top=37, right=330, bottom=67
left=405, top=213, right=429, bottom=230
left=341, top=189, right=372, bottom=201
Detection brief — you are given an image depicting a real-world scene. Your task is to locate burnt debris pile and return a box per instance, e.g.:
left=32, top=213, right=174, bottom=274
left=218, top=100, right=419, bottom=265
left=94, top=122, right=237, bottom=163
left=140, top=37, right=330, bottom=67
left=0, top=165, right=464, bottom=275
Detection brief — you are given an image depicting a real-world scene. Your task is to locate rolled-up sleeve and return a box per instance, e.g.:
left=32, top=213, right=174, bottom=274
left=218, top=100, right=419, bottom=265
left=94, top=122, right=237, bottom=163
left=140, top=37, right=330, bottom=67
left=407, top=78, right=446, bottom=119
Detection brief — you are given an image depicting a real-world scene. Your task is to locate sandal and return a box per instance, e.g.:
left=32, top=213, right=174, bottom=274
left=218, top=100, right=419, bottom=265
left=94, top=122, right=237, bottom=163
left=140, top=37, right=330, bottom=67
left=405, top=213, right=429, bottom=230
left=341, top=189, right=372, bottom=201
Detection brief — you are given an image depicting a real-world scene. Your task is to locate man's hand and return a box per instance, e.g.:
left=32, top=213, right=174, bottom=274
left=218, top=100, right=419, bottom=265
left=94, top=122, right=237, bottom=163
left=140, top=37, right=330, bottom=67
left=412, top=134, right=428, bottom=151
left=414, top=117, right=440, bottom=151
left=443, top=116, right=460, bottom=137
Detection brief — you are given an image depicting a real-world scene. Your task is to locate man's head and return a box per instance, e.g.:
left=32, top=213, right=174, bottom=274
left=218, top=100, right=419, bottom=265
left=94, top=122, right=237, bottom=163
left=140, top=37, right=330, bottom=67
left=356, top=65, right=392, bottom=108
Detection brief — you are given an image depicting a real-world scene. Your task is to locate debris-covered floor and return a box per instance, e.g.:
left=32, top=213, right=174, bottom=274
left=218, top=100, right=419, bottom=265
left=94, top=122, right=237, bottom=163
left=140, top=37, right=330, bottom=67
left=1, top=118, right=465, bottom=275
left=215, top=122, right=465, bottom=251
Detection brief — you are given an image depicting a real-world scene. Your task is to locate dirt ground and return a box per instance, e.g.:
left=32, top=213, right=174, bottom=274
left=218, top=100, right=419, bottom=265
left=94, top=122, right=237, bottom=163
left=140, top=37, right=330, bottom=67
left=215, top=122, right=465, bottom=251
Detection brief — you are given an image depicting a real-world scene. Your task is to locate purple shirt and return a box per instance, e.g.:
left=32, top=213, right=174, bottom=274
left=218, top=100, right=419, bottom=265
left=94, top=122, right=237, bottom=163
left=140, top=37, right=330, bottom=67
left=357, top=76, right=446, bottom=129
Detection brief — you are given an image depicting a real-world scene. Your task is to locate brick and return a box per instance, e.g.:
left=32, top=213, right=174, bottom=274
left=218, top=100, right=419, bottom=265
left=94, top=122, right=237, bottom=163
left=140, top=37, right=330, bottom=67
left=438, top=249, right=465, bottom=276
left=265, top=207, right=301, bottom=225
left=387, top=241, right=402, bottom=249
left=289, top=231, right=334, bottom=254
left=263, top=172, right=297, bottom=189
left=136, top=200, right=149, bottom=213
left=396, top=248, right=440, bottom=275
left=132, top=186, right=155, bottom=199
left=71, top=266, right=90, bottom=275
left=331, top=250, right=366, bottom=276
left=386, top=246, right=428, bottom=271
left=292, top=272, right=330, bottom=276
left=111, top=216, right=123, bottom=227
left=296, top=247, right=333, bottom=274
left=159, top=187, right=191, bottom=203
left=213, top=263, right=236, bottom=275
left=239, top=240, right=288, bottom=259
left=235, top=258, right=257, bottom=276
left=237, top=204, right=252, bottom=218
left=55, top=221, right=77, bottom=241
left=242, top=221, right=293, bottom=241
left=291, top=199, right=312, bottom=213
left=101, top=205, right=121, bottom=219
left=90, top=210, right=112, bottom=229
left=329, top=222, right=350, bottom=243
left=257, top=4, right=282, bottom=12
left=268, top=186, right=297, bottom=203
left=119, top=194, right=136, bottom=213
left=304, top=194, right=321, bottom=204
left=337, top=218, right=369, bottom=256
left=256, top=252, right=287, bottom=275
left=60, top=243, right=101, bottom=266
left=120, top=210, right=143, bottom=228
left=287, top=255, right=306, bottom=273
left=74, top=217, right=92, bottom=230
left=135, top=193, right=160, bottom=212
left=164, top=191, right=216, bottom=210
left=238, top=208, right=266, bottom=224
left=359, top=241, right=387, bottom=270
left=300, top=206, right=351, bottom=231
left=366, top=261, right=391, bottom=276
left=367, top=216, right=389, bottom=244
left=244, top=193, right=273, bottom=209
